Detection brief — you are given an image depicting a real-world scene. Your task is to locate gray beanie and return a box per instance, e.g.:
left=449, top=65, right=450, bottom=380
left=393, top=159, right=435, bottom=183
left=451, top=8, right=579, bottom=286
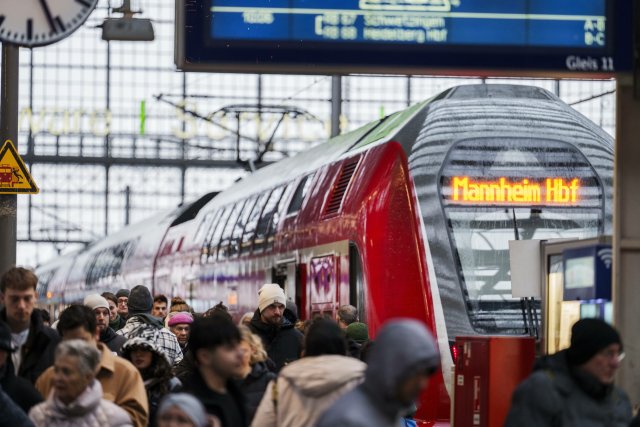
left=158, top=393, right=208, bottom=427
left=116, top=288, right=130, bottom=299
left=127, top=285, right=153, bottom=315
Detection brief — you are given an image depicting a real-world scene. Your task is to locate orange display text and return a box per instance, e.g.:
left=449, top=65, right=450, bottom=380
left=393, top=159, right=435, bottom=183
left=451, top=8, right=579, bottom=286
left=450, top=177, right=580, bottom=205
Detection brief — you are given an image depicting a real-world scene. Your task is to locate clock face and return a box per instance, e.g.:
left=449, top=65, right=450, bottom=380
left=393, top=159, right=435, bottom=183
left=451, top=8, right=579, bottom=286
left=0, top=0, right=99, bottom=48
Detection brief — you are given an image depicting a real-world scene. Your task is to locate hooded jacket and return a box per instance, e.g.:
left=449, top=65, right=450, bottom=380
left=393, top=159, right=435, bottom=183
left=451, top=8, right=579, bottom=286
left=251, top=355, right=366, bottom=427
left=29, top=380, right=133, bottom=427
left=249, top=310, right=303, bottom=372
left=0, top=384, right=35, bottom=427
left=0, top=309, right=60, bottom=384
left=117, top=313, right=183, bottom=365
left=315, top=320, right=440, bottom=427
left=504, top=350, right=632, bottom=427
left=99, top=327, right=126, bottom=355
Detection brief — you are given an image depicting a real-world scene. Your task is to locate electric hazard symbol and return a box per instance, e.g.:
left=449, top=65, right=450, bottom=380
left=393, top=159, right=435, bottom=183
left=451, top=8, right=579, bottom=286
left=0, top=140, right=38, bottom=194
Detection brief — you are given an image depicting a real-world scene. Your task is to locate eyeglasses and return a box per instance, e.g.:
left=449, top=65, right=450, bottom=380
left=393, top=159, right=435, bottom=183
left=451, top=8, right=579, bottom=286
left=598, top=349, right=625, bottom=362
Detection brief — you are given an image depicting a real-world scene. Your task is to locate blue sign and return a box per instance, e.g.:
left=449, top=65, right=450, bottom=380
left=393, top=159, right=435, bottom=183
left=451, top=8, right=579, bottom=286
left=563, top=244, right=612, bottom=301
left=175, top=0, right=632, bottom=75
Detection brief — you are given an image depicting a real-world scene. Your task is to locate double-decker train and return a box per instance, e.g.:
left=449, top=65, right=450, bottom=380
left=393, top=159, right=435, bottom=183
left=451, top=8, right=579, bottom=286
left=36, top=84, right=613, bottom=424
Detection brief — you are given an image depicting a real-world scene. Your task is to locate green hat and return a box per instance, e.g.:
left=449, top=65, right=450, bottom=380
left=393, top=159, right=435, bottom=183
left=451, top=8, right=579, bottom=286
left=346, top=322, right=369, bottom=344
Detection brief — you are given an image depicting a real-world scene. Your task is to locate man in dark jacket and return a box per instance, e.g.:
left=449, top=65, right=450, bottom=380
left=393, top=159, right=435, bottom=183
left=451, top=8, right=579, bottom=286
left=316, top=319, right=440, bottom=427
left=248, top=283, right=302, bottom=372
left=0, top=321, right=42, bottom=413
left=0, top=267, right=59, bottom=384
left=182, top=315, right=247, bottom=427
left=504, top=318, right=632, bottom=427
left=84, top=293, right=126, bottom=354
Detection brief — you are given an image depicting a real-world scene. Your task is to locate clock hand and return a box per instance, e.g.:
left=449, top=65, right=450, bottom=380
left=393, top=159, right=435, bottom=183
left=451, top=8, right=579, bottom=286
left=38, top=0, right=57, bottom=33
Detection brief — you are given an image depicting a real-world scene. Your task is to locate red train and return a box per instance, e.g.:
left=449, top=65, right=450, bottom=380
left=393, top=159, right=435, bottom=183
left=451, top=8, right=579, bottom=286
left=36, top=85, right=613, bottom=424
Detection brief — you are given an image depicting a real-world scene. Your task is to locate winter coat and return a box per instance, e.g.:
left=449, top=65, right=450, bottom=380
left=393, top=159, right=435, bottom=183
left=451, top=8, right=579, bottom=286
left=182, top=369, right=247, bottom=427
left=249, top=310, right=303, bottom=372
left=0, top=309, right=60, bottom=384
left=36, top=343, right=149, bottom=427
left=29, top=380, right=133, bottom=427
left=117, top=313, right=183, bottom=365
left=0, top=360, right=43, bottom=413
left=504, top=350, right=632, bottom=427
left=146, top=377, right=181, bottom=426
left=99, top=327, right=126, bottom=355
left=0, top=384, right=35, bottom=427
left=251, top=355, right=366, bottom=427
left=239, top=361, right=276, bottom=423
left=315, top=320, right=440, bottom=427
left=174, top=348, right=196, bottom=382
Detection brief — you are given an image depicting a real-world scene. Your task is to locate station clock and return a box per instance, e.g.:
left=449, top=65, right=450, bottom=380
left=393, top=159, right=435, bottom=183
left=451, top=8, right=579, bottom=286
left=0, top=0, right=99, bottom=48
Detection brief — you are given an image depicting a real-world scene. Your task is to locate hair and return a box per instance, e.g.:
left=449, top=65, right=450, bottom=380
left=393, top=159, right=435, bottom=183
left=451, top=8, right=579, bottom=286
left=189, top=316, right=240, bottom=356
left=170, top=296, right=192, bottom=314
left=158, top=394, right=208, bottom=427
left=101, top=292, right=117, bottom=305
left=154, top=294, right=168, bottom=305
left=204, top=302, right=232, bottom=321
left=0, top=267, right=38, bottom=293
left=122, top=342, right=174, bottom=395
left=36, top=308, right=51, bottom=323
left=238, top=312, right=253, bottom=327
left=239, top=325, right=268, bottom=365
left=337, top=305, right=358, bottom=326
left=55, top=339, right=101, bottom=377
left=57, top=304, right=97, bottom=336
left=304, top=318, right=347, bottom=357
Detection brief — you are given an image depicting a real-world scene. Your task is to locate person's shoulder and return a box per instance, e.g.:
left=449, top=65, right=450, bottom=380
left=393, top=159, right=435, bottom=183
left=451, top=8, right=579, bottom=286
left=315, top=389, right=369, bottom=427
left=111, top=352, right=141, bottom=375
left=101, top=399, right=133, bottom=426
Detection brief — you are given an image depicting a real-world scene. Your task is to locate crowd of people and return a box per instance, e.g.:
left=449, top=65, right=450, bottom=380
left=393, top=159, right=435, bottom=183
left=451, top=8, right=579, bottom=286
left=1, top=265, right=639, bottom=427
left=0, top=267, right=436, bottom=427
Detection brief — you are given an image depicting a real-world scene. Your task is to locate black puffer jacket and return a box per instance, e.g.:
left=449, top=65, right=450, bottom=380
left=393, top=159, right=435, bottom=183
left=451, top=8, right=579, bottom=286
left=0, top=310, right=59, bottom=385
left=248, top=310, right=303, bottom=372
left=238, top=361, right=276, bottom=423
left=0, top=361, right=42, bottom=413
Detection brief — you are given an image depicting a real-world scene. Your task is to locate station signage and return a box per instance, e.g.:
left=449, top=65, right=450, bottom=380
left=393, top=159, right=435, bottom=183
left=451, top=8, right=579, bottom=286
left=447, top=176, right=580, bottom=206
left=176, top=0, right=632, bottom=76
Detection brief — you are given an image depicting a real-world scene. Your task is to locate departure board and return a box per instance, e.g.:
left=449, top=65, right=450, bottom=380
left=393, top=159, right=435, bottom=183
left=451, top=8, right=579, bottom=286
left=175, top=0, right=632, bottom=76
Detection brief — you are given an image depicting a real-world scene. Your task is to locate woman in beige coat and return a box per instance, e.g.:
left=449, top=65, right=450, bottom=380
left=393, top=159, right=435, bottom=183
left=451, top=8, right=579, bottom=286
left=250, top=319, right=366, bottom=427
left=29, top=340, right=132, bottom=427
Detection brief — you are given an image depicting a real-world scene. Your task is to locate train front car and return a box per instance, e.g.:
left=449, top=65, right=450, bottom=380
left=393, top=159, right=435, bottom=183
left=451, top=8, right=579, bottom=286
left=402, top=84, right=612, bottom=423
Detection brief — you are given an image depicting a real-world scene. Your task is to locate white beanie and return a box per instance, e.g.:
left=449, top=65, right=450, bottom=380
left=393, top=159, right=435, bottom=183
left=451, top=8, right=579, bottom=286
left=258, top=284, right=286, bottom=313
left=83, top=294, right=110, bottom=311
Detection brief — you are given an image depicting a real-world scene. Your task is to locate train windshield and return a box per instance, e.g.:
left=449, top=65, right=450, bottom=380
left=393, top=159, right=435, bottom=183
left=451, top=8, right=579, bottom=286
left=437, top=139, right=605, bottom=334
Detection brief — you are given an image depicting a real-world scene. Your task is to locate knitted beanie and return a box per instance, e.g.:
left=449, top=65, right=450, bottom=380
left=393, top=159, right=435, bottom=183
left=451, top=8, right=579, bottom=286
left=346, top=322, right=369, bottom=344
left=127, top=285, right=153, bottom=315
left=258, top=283, right=286, bottom=313
left=116, top=288, right=130, bottom=299
left=83, top=294, right=110, bottom=312
left=158, top=394, right=208, bottom=427
left=566, top=318, right=622, bottom=366
left=168, top=312, right=194, bottom=327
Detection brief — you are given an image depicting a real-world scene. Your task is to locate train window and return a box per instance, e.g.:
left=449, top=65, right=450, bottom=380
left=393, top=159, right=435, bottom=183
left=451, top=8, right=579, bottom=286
left=287, top=174, right=314, bottom=215
left=437, top=139, right=604, bottom=334
left=85, top=240, right=137, bottom=287
left=226, top=197, right=257, bottom=258
left=254, top=185, right=286, bottom=252
left=241, top=191, right=271, bottom=254
left=218, top=201, right=246, bottom=261
left=198, top=209, right=222, bottom=262
left=349, top=243, right=366, bottom=323
left=207, top=207, right=231, bottom=262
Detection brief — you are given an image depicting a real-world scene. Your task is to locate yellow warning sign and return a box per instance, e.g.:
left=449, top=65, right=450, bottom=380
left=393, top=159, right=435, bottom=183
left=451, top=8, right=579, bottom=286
left=0, top=140, right=38, bottom=194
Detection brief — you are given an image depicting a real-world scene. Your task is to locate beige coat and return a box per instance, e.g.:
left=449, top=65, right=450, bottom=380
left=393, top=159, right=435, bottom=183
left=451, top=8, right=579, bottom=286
left=250, top=355, right=366, bottom=427
left=36, top=343, right=148, bottom=427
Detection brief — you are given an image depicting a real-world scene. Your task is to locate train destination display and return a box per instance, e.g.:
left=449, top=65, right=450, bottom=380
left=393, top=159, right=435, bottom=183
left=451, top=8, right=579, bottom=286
left=175, top=0, right=631, bottom=75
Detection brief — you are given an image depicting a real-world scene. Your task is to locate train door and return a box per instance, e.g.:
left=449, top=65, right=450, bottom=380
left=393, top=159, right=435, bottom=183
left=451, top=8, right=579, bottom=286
left=309, top=255, right=338, bottom=319
left=349, top=243, right=366, bottom=323
left=272, top=260, right=306, bottom=319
